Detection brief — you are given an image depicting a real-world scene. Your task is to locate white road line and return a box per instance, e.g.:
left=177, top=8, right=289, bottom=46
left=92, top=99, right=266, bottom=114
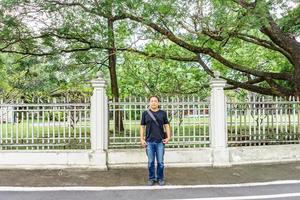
left=0, top=180, right=299, bottom=191
left=168, top=192, right=300, bottom=200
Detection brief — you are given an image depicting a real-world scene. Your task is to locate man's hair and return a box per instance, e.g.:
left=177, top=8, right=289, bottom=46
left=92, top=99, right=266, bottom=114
left=148, top=95, right=160, bottom=102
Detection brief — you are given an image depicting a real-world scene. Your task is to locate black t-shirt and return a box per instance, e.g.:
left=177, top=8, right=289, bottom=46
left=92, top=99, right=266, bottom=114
left=141, top=109, right=169, bottom=142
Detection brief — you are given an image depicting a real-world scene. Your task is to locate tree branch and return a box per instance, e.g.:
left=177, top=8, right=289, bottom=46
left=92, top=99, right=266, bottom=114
left=121, top=13, right=291, bottom=81
left=233, top=0, right=300, bottom=61
left=236, top=33, right=293, bottom=63
left=118, top=48, right=197, bottom=62
left=197, top=53, right=292, bottom=96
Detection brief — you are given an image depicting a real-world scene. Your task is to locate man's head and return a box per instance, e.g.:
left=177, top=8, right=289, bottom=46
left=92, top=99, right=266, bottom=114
left=149, top=95, right=160, bottom=110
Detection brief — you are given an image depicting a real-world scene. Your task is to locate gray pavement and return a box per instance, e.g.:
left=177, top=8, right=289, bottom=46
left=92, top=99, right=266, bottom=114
left=1, top=182, right=300, bottom=200
left=1, top=161, right=300, bottom=187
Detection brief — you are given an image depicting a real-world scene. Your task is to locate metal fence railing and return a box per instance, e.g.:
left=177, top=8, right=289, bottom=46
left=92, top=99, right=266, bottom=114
left=3, top=94, right=299, bottom=150
left=108, top=96, right=210, bottom=149
left=227, top=96, right=300, bottom=146
left=0, top=99, right=91, bottom=150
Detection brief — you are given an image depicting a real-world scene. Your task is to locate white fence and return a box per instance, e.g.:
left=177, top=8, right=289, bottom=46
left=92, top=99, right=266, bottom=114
left=0, top=101, right=91, bottom=150
left=227, top=96, right=300, bottom=146
left=1, top=86, right=300, bottom=151
left=0, top=106, right=13, bottom=123
left=108, top=97, right=210, bottom=149
left=1, top=74, right=300, bottom=168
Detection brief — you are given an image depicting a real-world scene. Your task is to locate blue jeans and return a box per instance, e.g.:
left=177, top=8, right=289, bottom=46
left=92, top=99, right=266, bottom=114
left=146, top=141, right=165, bottom=181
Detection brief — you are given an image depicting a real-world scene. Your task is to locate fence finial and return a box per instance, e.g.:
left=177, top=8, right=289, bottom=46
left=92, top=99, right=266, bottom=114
left=214, top=71, right=220, bottom=79
left=97, top=71, right=104, bottom=79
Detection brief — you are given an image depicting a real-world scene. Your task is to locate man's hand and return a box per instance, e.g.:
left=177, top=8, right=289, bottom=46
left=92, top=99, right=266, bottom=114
left=162, top=138, right=169, bottom=144
left=141, top=139, right=147, bottom=148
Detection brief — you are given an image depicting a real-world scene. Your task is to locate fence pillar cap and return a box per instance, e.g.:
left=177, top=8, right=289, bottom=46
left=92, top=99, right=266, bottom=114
left=210, top=71, right=226, bottom=87
left=91, top=72, right=107, bottom=88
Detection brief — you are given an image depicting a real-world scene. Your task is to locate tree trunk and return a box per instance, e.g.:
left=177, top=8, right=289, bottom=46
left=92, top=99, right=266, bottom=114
left=108, top=17, right=124, bottom=132
left=293, top=55, right=300, bottom=97
left=294, top=60, right=300, bottom=138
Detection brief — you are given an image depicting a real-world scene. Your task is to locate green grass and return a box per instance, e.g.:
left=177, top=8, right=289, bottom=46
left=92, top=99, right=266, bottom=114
left=0, top=121, right=90, bottom=150
left=1, top=117, right=299, bottom=149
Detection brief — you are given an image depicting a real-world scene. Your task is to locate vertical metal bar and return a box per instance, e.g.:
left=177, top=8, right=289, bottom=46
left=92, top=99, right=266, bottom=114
left=181, top=97, right=185, bottom=146
left=234, top=102, right=238, bottom=143
left=270, top=99, right=274, bottom=142
left=258, top=98, right=261, bottom=144
left=118, top=97, right=120, bottom=135
left=134, top=97, right=137, bottom=146
left=74, top=106, right=77, bottom=140
left=244, top=103, right=247, bottom=145
left=242, top=103, right=249, bottom=144
left=253, top=98, right=257, bottom=141
left=238, top=103, right=242, bottom=144
left=200, top=102, right=210, bottom=146
left=5, top=106, right=8, bottom=144
left=229, top=101, right=233, bottom=143
left=187, top=96, right=191, bottom=146
left=47, top=106, right=50, bottom=145
left=171, top=97, right=175, bottom=146
left=123, top=98, right=127, bottom=144
left=21, top=106, right=24, bottom=142
left=58, top=105, right=61, bottom=144
left=192, top=96, right=196, bottom=148
left=63, top=100, right=66, bottom=143
left=30, top=104, right=34, bottom=150
left=280, top=97, right=283, bottom=137
left=129, top=97, right=132, bottom=144
left=26, top=106, right=29, bottom=145
left=285, top=98, right=288, bottom=141
left=0, top=99, right=4, bottom=146
left=275, top=97, right=279, bottom=140
left=79, top=106, right=82, bottom=143
left=262, top=97, right=265, bottom=142
left=84, top=99, right=87, bottom=145
left=15, top=104, right=19, bottom=144
left=37, top=104, right=40, bottom=145
left=0, top=102, right=3, bottom=146
left=10, top=106, right=13, bottom=144
left=293, top=96, right=296, bottom=141
left=68, top=108, right=71, bottom=144
left=248, top=101, right=252, bottom=144
left=42, top=106, right=45, bottom=148
left=52, top=105, right=55, bottom=144
left=113, top=99, right=116, bottom=145
left=176, top=96, right=180, bottom=148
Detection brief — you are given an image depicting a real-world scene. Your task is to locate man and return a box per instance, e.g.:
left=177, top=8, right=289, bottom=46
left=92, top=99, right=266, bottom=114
left=140, top=96, right=171, bottom=186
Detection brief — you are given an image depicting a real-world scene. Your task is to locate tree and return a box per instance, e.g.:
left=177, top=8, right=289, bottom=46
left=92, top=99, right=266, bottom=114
left=117, top=0, right=300, bottom=97
left=0, top=0, right=135, bottom=130
left=119, top=50, right=210, bottom=98
left=1, top=0, right=299, bottom=98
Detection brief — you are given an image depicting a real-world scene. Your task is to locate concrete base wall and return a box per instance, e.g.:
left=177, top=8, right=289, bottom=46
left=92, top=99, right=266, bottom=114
left=107, top=148, right=212, bottom=168
left=108, top=144, right=300, bottom=169
left=0, top=150, right=107, bottom=170
left=1, top=144, right=300, bottom=169
left=229, top=144, right=300, bottom=164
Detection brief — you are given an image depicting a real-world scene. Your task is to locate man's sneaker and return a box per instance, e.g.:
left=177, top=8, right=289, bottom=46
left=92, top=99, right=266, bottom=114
left=158, top=180, right=165, bottom=186
left=147, top=180, right=155, bottom=186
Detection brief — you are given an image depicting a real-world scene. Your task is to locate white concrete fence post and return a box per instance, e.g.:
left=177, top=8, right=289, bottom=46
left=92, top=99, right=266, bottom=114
left=209, top=71, right=231, bottom=167
left=90, top=72, right=108, bottom=169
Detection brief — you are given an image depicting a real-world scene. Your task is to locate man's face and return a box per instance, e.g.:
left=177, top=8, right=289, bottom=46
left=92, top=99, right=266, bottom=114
left=149, top=97, right=159, bottom=109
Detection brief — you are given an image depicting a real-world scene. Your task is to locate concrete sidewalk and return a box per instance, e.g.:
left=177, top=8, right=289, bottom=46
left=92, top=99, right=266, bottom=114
left=1, top=162, right=300, bottom=187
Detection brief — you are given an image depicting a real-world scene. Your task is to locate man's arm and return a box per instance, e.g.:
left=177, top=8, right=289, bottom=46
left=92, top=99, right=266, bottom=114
left=140, top=125, right=147, bottom=147
left=163, top=124, right=171, bottom=144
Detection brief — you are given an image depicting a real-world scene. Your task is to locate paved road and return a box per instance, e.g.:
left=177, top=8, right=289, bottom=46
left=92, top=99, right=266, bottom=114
left=1, top=181, right=300, bottom=200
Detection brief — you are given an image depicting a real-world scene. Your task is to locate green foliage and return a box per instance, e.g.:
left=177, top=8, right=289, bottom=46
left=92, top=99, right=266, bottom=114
left=280, top=5, right=300, bottom=35
left=118, top=50, right=210, bottom=98
left=0, top=0, right=299, bottom=99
